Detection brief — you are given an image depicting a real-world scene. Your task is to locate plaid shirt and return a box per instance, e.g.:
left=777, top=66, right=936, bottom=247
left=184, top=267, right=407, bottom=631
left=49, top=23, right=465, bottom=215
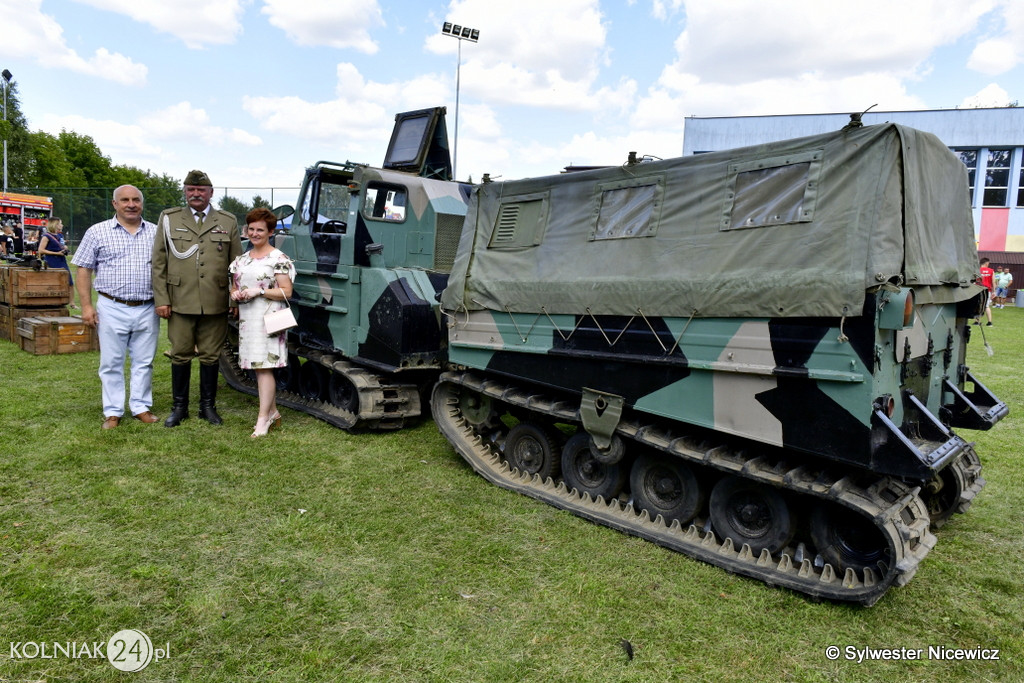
left=72, top=217, right=157, bottom=301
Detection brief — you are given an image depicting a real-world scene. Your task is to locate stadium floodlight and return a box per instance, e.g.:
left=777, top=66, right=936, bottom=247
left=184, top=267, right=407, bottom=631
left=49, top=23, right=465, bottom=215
left=440, top=23, right=480, bottom=179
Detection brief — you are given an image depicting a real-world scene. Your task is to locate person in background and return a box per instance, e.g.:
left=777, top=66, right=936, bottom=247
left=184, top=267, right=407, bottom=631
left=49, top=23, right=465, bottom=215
left=39, top=217, right=73, bottom=285
left=21, top=225, right=39, bottom=254
left=0, top=224, right=13, bottom=256
left=12, top=221, right=24, bottom=255
left=152, top=169, right=241, bottom=428
left=975, top=257, right=994, bottom=326
left=228, top=207, right=295, bottom=437
left=993, top=266, right=1012, bottom=308
left=71, top=185, right=160, bottom=429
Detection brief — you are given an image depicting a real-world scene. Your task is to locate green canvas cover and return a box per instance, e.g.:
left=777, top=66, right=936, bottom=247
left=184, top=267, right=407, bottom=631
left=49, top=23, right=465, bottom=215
left=442, top=123, right=981, bottom=319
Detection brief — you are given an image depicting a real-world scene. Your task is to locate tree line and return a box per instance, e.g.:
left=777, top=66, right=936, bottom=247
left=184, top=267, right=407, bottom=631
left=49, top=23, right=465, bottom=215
left=2, top=82, right=269, bottom=240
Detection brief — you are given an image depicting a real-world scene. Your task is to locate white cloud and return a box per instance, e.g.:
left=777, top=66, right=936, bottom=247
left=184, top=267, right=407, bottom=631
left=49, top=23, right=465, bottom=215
left=456, top=103, right=501, bottom=138
left=261, top=0, right=384, bottom=53
left=960, top=83, right=1011, bottom=108
left=638, top=72, right=925, bottom=124
left=36, top=113, right=162, bottom=158
left=138, top=102, right=211, bottom=137
left=425, top=0, right=634, bottom=111
left=227, top=128, right=263, bottom=146
left=968, top=38, right=1019, bottom=75
left=627, top=0, right=1000, bottom=136
left=673, top=0, right=997, bottom=84
left=73, top=0, right=244, bottom=48
left=137, top=102, right=262, bottom=147
left=36, top=102, right=262, bottom=178
left=242, top=63, right=450, bottom=153
left=651, top=0, right=684, bottom=21
left=967, top=0, right=1024, bottom=74
left=0, top=0, right=147, bottom=85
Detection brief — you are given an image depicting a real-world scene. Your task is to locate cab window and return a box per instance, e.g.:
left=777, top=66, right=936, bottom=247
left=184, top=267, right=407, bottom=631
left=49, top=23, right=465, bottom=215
left=301, top=175, right=351, bottom=233
left=363, top=183, right=407, bottom=222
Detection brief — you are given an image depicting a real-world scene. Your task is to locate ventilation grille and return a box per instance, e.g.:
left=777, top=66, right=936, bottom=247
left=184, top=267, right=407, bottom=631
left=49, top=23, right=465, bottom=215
left=433, top=213, right=464, bottom=272
left=487, top=196, right=548, bottom=249
left=493, top=205, right=521, bottom=244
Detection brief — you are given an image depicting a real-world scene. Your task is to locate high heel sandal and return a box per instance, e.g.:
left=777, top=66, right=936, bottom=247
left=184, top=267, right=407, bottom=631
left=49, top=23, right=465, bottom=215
left=268, top=410, right=282, bottom=431
left=251, top=416, right=270, bottom=438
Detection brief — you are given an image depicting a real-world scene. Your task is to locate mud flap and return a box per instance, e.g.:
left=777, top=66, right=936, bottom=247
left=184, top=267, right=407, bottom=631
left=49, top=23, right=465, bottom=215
left=580, top=387, right=624, bottom=451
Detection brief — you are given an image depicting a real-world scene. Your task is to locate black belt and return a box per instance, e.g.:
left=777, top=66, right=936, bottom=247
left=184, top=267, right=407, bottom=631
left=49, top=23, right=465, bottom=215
left=98, top=291, right=153, bottom=307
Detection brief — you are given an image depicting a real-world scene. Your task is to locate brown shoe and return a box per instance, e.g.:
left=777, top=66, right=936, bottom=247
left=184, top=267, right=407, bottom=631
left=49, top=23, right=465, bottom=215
left=102, top=416, right=121, bottom=429
left=133, top=411, right=159, bottom=423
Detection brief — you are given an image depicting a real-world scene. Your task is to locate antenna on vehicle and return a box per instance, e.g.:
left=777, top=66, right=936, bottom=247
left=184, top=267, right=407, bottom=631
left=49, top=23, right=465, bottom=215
left=843, top=103, right=878, bottom=130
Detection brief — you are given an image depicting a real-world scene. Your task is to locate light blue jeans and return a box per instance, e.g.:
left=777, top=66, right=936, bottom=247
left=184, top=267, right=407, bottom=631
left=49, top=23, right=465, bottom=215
left=96, top=296, right=160, bottom=417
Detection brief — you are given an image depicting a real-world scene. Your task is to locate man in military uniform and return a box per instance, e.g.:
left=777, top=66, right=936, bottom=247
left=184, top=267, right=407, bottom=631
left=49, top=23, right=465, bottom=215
left=152, top=170, right=241, bottom=427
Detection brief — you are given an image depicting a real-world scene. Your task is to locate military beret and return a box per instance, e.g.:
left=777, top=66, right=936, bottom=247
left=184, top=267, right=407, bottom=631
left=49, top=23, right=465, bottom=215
left=184, top=169, right=212, bottom=186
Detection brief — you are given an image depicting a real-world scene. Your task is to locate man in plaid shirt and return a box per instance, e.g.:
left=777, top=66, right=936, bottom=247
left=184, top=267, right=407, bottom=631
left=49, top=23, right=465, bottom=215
left=73, top=185, right=160, bottom=429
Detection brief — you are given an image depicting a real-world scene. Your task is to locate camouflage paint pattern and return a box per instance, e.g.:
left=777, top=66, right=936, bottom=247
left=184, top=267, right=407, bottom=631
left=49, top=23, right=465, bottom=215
left=445, top=287, right=1002, bottom=480
left=279, top=163, right=471, bottom=374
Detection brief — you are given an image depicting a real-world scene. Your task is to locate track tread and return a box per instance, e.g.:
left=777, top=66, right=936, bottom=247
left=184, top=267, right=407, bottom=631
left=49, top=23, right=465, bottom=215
left=432, top=371, right=958, bottom=605
left=220, top=340, right=422, bottom=431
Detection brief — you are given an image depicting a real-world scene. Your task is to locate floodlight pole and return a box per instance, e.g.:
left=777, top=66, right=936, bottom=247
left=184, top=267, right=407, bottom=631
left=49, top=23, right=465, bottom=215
left=441, top=23, right=479, bottom=180
left=454, top=38, right=463, bottom=179
left=2, top=69, right=12, bottom=194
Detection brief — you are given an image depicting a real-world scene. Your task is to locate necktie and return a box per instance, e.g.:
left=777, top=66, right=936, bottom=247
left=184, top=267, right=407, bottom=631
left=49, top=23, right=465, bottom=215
left=195, top=211, right=205, bottom=228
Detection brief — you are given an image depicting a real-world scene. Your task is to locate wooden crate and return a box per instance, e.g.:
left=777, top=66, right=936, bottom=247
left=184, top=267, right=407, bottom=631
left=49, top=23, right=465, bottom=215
left=17, top=316, right=98, bottom=355
left=0, top=303, right=69, bottom=342
left=0, top=267, right=71, bottom=307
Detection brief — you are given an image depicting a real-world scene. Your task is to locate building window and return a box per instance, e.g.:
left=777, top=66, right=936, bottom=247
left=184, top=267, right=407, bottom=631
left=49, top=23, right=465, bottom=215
left=955, top=150, right=977, bottom=202
left=1018, top=162, right=1024, bottom=208
left=983, top=149, right=1011, bottom=207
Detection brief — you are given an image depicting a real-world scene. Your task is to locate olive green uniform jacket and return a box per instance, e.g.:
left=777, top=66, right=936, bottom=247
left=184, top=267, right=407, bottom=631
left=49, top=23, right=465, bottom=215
left=152, top=206, right=241, bottom=315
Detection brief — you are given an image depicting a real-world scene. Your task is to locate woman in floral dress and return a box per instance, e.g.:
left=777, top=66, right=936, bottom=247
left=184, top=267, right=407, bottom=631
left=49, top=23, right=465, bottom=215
left=229, top=208, right=296, bottom=437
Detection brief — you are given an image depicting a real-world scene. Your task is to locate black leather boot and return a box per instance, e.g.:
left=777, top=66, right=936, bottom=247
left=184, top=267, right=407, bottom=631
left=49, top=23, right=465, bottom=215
left=198, top=363, right=223, bottom=425
left=164, top=362, right=191, bottom=427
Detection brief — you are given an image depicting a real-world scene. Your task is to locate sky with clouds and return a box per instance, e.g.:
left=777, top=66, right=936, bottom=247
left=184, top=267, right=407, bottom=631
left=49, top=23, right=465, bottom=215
left=2, top=0, right=1022, bottom=206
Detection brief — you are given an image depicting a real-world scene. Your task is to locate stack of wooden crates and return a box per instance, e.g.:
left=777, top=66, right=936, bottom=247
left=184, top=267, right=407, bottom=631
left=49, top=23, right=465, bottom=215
left=0, top=265, right=98, bottom=354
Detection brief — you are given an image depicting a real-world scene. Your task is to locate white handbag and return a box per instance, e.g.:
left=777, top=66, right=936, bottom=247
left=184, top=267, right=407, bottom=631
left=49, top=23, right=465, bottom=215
left=264, top=295, right=297, bottom=335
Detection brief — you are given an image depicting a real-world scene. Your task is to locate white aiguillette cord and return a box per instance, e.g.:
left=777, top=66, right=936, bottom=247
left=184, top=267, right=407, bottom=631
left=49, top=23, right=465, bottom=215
left=162, top=214, right=199, bottom=260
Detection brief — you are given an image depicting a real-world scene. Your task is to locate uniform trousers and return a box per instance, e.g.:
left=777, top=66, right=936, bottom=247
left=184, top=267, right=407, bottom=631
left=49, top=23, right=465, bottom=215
left=167, top=311, right=229, bottom=365
left=96, top=296, right=159, bottom=417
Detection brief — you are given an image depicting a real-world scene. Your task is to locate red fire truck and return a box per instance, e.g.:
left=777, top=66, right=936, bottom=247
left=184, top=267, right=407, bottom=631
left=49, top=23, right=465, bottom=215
left=1, top=192, right=52, bottom=255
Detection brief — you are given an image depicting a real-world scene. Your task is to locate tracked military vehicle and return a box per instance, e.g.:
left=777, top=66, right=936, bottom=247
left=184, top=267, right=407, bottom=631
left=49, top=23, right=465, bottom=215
left=221, top=108, right=471, bottom=429
left=432, top=121, right=1006, bottom=604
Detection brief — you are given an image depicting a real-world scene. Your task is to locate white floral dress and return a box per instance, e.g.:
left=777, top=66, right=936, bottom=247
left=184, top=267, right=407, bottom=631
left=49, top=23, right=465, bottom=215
left=229, top=248, right=297, bottom=369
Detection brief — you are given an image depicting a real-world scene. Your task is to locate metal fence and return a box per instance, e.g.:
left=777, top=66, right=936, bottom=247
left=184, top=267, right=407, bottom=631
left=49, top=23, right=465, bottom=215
left=11, top=186, right=300, bottom=248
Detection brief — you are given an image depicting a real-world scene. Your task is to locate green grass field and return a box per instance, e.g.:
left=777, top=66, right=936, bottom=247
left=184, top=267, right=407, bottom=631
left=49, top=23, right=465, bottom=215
left=1, top=307, right=1021, bottom=682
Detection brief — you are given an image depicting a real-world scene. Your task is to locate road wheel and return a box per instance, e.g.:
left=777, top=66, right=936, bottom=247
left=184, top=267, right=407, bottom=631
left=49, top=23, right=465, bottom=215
left=459, top=390, right=499, bottom=428
left=562, top=432, right=627, bottom=499
left=504, top=423, right=561, bottom=481
left=328, top=371, right=359, bottom=413
left=630, top=452, right=705, bottom=525
left=299, top=360, right=329, bottom=401
left=275, top=352, right=301, bottom=392
left=709, top=476, right=794, bottom=554
left=809, top=504, right=889, bottom=572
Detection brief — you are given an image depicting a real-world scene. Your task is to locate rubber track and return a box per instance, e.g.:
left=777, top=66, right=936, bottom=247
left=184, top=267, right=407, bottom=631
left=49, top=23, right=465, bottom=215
left=220, top=342, right=421, bottom=431
left=432, top=371, right=962, bottom=605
